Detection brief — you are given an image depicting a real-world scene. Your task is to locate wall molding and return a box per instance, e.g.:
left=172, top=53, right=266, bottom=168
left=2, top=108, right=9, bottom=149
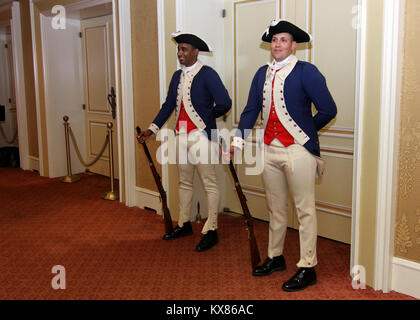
left=316, top=200, right=352, bottom=218
left=374, top=0, right=405, bottom=293
left=64, top=0, right=111, bottom=12
left=320, top=145, right=354, bottom=159
left=232, top=0, right=281, bottom=127
left=307, top=0, right=313, bottom=63
left=36, top=0, right=111, bottom=15
left=242, top=183, right=265, bottom=198
left=29, top=0, right=45, bottom=176
left=118, top=0, right=135, bottom=206
left=110, top=0, right=123, bottom=203
left=11, top=1, right=30, bottom=170
left=242, top=183, right=352, bottom=219
left=39, top=13, right=52, bottom=175
left=392, top=257, right=420, bottom=299
left=157, top=0, right=169, bottom=205
left=351, top=0, right=367, bottom=277
left=319, top=126, right=354, bottom=139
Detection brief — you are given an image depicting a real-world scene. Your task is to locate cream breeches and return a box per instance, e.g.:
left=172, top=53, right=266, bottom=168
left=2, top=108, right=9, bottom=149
left=176, top=131, right=220, bottom=234
left=262, top=139, right=318, bottom=268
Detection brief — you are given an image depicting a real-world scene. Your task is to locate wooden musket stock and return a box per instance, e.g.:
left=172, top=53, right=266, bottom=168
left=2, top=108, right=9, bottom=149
left=136, top=126, right=174, bottom=235
left=228, top=159, right=261, bottom=270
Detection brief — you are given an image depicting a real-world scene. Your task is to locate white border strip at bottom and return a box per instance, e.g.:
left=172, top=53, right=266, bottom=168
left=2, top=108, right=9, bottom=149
left=135, top=187, right=162, bottom=216
left=391, top=257, right=420, bottom=299
left=27, top=155, right=39, bottom=171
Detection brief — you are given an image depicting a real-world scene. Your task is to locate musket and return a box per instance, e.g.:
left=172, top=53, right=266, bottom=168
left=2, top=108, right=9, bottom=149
left=227, top=150, right=261, bottom=270
left=136, top=126, right=174, bottom=235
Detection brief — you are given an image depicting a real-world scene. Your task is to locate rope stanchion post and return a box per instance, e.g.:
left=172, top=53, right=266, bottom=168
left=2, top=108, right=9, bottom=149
left=61, top=115, right=80, bottom=183
left=103, top=122, right=118, bottom=201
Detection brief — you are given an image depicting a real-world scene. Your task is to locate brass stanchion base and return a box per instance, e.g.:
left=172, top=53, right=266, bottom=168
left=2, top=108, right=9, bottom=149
left=61, top=175, right=80, bottom=183
left=196, top=212, right=202, bottom=223
left=103, top=190, right=119, bottom=201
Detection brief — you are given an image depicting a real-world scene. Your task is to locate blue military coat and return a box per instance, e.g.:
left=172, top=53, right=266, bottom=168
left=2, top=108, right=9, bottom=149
left=236, top=59, right=337, bottom=157
left=151, top=64, right=232, bottom=140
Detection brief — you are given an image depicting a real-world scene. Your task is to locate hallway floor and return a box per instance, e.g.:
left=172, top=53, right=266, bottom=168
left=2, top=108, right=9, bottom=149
left=0, top=168, right=415, bottom=300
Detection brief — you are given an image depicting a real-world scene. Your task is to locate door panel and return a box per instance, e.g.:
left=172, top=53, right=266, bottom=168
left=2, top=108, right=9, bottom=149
left=85, top=26, right=109, bottom=111
left=233, top=0, right=279, bottom=126
left=0, top=37, right=18, bottom=148
left=6, top=38, right=17, bottom=147
left=81, top=15, right=118, bottom=178
left=177, top=0, right=226, bottom=221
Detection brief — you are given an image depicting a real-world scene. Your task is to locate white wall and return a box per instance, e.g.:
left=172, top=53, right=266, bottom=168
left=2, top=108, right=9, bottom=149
left=40, top=15, right=85, bottom=177
left=392, top=257, right=420, bottom=299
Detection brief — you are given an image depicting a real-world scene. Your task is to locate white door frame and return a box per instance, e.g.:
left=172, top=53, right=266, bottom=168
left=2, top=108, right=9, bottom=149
left=351, top=0, right=367, bottom=279
left=29, top=0, right=45, bottom=175
left=9, top=1, right=31, bottom=170
left=373, top=0, right=405, bottom=292
left=0, top=1, right=31, bottom=170
left=352, top=0, right=406, bottom=292
left=157, top=0, right=169, bottom=204
left=118, top=0, right=171, bottom=208
left=29, top=0, right=125, bottom=195
left=118, top=0, right=136, bottom=206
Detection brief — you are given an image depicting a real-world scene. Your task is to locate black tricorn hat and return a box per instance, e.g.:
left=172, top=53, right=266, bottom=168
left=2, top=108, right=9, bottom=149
left=171, top=31, right=212, bottom=52
left=261, top=20, right=312, bottom=43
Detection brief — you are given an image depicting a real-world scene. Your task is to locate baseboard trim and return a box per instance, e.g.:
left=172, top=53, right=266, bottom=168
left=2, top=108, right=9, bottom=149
left=27, top=155, right=39, bottom=172
left=135, top=186, right=162, bottom=216
left=392, top=257, right=420, bottom=299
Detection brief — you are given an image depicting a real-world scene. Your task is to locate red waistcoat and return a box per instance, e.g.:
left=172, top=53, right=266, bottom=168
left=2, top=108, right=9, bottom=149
left=264, top=69, right=295, bottom=147
left=176, top=101, right=198, bottom=133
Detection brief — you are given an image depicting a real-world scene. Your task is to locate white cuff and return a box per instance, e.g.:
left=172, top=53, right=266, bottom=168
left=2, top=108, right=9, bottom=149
left=231, top=136, right=245, bottom=150
left=148, top=123, right=159, bottom=135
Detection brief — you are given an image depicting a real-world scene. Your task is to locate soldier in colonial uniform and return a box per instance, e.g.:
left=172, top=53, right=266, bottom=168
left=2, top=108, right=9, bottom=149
left=137, top=32, right=231, bottom=252
left=231, top=20, right=337, bottom=291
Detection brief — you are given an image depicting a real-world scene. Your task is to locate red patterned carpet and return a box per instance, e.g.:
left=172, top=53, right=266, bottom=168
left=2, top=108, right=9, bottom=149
left=0, top=168, right=415, bottom=300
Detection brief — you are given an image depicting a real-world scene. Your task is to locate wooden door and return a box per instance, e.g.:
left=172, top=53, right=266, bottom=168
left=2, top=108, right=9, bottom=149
left=0, top=36, right=17, bottom=148
left=6, top=38, right=17, bottom=146
left=81, top=15, right=118, bottom=178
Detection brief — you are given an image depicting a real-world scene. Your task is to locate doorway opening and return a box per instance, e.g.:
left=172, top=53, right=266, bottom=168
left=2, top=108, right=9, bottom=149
left=34, top=0, right=121, bottom=196
left=0, top=20, right=19, bottom=168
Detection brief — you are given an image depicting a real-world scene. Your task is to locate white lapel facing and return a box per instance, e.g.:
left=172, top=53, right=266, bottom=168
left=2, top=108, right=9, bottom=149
left=262, top=55, right=310, bottom=145
left=175, top=61, right=206, bottom=130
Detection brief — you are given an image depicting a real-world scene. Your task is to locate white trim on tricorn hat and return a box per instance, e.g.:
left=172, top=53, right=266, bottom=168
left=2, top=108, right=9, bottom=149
left=171, top=31, right=213, bottom=52
left=262, top=20, right=312, bottom=43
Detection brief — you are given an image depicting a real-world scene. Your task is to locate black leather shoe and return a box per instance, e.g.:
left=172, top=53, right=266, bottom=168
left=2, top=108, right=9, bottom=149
left=282, top=267, right=317, bottom=292
left=162, top=222, right=193, bottom=240
left=195, top=230, right=218, bottom=252
left=252, top=255, right=286, bottom=276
